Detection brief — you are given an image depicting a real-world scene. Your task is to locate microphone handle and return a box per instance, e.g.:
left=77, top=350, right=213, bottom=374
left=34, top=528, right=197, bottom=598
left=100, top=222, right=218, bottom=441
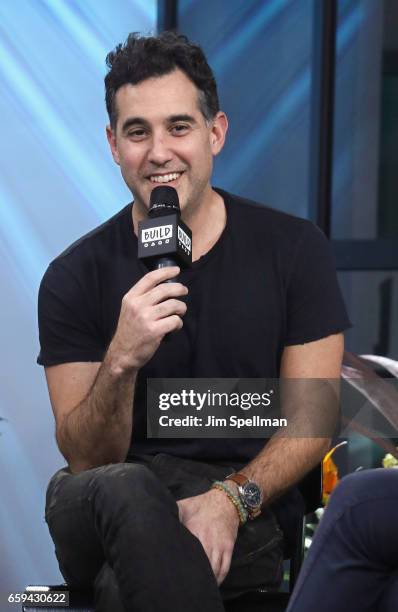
left=154, top=256, right=180, bottom=283
left=154, top=256, right=181, bottom=341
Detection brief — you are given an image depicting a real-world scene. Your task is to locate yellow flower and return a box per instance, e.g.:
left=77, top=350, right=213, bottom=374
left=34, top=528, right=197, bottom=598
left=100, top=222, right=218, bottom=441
left=322, top=441, right=347, bottom=505
left=382, top=452, right=398, bottom=468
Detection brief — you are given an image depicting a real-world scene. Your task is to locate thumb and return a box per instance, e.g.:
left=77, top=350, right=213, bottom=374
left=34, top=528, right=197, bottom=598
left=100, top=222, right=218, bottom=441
left=177, top=500, right=184, bottom=522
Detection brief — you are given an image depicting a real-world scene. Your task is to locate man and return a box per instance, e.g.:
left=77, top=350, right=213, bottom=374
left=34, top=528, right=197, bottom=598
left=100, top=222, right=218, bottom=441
left=38, top=32, right=350, bottom=611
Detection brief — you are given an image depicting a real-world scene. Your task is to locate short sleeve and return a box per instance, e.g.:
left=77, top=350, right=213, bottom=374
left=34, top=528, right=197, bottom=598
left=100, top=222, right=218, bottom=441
left=37, top=261, right=106, bottom=366
left=284, top=222, right=351, bottom=345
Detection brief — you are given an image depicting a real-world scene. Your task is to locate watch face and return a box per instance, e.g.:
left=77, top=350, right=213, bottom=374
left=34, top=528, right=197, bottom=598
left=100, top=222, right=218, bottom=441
left=242, top=482, right=262, bottom=509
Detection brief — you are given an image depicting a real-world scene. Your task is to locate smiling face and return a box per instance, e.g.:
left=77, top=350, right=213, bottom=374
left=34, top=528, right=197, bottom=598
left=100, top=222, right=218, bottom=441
left=106, top=69, right=228, bottom=220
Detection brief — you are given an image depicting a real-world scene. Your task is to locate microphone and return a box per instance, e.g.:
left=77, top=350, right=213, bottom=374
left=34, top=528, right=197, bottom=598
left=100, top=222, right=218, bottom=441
left=138, top=186, right=192, bottom=281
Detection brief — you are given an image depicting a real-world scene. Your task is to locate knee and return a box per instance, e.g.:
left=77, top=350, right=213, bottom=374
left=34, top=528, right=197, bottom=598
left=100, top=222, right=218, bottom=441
left=86, top=462, right=173, bottom=509
left=88, top=462, right=156, bottom=494
left=329, top=468, right=398, bottom=510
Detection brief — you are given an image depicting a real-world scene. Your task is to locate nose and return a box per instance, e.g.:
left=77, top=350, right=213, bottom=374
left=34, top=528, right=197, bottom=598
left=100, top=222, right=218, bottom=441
left=147, top=132, right=173, bottom=166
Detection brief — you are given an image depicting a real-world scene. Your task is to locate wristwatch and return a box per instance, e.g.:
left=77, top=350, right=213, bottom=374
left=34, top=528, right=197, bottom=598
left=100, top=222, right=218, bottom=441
left=225, top=472, right=263, bottom=519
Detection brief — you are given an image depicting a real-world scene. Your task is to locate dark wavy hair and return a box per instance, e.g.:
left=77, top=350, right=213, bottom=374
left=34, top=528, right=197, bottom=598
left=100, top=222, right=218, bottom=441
left=104, top=31, right=219, bottom=130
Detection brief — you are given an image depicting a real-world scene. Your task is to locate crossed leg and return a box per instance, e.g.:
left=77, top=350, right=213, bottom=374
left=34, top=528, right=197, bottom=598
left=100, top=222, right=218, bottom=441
left=45, top=462, right=225, bottom=612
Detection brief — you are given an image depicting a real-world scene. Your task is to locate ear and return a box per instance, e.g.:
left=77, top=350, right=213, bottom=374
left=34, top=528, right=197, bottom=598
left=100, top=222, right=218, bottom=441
left=106, top=125, right=120, bottom=165
left=210, top=111, right=228, bottom=156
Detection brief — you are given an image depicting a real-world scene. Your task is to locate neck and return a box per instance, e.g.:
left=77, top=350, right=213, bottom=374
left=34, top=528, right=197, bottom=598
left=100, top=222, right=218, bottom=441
left=187, top=188, right=226, bottom=261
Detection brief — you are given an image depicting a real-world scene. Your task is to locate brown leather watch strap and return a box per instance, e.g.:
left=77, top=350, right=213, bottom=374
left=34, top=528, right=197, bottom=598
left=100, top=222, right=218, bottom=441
left=226, top=472, right=248, bottom=487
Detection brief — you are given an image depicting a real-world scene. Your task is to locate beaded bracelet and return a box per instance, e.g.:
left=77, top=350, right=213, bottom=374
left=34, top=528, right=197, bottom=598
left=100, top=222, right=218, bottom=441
left=211, top=480, right=248, bottom=525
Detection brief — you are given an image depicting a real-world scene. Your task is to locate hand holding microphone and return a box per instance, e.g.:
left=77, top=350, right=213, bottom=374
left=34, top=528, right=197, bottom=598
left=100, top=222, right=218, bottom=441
left=109, top=187, right=192, bottom=370
left=110, top=265, right=188, bottom=370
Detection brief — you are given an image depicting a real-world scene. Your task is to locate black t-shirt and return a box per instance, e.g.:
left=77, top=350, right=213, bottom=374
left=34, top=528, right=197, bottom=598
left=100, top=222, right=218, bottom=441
left=37, top=187, right=351, bottom=463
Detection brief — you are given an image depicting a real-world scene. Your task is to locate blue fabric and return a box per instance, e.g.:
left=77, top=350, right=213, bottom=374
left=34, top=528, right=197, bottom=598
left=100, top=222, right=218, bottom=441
left=287, top=468, right=398, bottom=612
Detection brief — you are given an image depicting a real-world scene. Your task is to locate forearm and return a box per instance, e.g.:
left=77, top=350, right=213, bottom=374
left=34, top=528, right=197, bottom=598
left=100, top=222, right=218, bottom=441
left=57, top=345, right=137, bottom=473
left=236, top=375, right=339, bottom=504
left=229, top=434, right=330, bottom=506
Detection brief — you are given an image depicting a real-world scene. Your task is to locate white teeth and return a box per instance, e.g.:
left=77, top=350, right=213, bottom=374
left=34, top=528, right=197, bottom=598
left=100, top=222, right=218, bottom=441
left=149, top=172, right=181, bottom=183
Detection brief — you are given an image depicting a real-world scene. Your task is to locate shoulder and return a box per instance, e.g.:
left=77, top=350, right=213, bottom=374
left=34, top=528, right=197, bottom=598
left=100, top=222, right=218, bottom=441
left=216, top=187, right=325, bottom=247
left=43, top=203, right=133, bottom=283
left=55, top=203, right=132, bottom=265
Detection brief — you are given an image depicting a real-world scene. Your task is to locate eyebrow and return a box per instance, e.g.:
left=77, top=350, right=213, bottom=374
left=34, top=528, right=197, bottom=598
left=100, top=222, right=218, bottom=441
left=121, top=114, right=198, bottom=134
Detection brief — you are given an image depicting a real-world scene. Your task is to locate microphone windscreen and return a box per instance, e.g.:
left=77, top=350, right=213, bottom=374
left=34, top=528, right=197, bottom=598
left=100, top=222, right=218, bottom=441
left=149, top=186, right=181, bottom=218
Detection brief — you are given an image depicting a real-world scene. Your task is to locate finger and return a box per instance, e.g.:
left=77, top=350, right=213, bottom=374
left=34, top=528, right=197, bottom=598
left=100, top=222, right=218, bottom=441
left=152, top=298, right=187, bottom=320
left=218, top=550, right=233, bottom=585
left=129, top=266, right=181, bottom=296
left=176, top=501, right=183, bottom=522
left=209, top=550, right=222, bottom=584
left=156, top=314, right=184, bottom=335
left=145, top=281, right=188, bottom=306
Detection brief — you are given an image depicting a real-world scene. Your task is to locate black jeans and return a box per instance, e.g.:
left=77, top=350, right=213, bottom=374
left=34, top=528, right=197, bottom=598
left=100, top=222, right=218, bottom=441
left=45, top=453, right=284, bottom=612
left=286, top=468, right=398, bottom=612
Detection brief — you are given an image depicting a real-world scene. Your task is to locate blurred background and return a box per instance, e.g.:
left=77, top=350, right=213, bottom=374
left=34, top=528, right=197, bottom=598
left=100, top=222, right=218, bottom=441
left=1, top=0, right=397, bottom=603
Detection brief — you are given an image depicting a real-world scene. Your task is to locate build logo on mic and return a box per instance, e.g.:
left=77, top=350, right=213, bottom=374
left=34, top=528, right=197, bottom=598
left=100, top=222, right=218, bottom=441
left=141, top=224, right=173, bottom=247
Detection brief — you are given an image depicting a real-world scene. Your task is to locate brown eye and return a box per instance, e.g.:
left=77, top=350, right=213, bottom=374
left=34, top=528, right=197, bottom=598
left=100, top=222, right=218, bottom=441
left=171, top=124, right=189, bottom=134
left=128, top=129, right=146, bottom=139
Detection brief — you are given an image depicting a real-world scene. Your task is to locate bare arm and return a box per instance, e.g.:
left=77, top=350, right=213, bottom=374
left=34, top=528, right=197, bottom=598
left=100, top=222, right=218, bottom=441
left=177, top=332, right=344, bottom=585
left=45, top=266, right=188, bottom=474
left=226, top=332, right=345, bottom=502
left=45, top=357, right=136, bottom=474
